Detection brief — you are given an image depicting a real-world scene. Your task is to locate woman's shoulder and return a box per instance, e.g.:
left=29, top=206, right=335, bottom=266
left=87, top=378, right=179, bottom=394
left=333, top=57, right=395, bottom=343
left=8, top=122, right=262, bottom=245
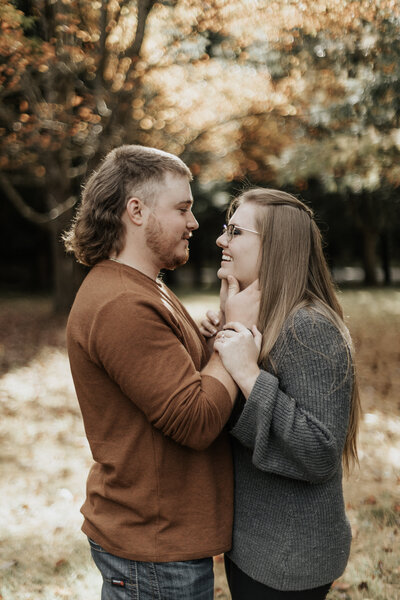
left=290, top=304, right=340, bottom=331
left=277, top=305, right=348, bottom=357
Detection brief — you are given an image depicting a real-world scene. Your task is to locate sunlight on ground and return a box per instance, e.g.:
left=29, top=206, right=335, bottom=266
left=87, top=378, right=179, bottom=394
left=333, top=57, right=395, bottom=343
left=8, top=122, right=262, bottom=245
left=360, top=413, right=400, bottom=470
left=0, top=349, right=98, bottom=599
left=0, top=289, right=399, bottom=599
left=340, top=289, right=400, bottom=318
left=358, top=412, right=400, bottom=476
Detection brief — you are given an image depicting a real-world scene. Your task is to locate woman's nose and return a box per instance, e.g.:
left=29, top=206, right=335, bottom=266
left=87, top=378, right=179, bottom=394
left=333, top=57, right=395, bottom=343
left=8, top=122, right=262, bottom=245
left=216, top=232, right=228, bottom=248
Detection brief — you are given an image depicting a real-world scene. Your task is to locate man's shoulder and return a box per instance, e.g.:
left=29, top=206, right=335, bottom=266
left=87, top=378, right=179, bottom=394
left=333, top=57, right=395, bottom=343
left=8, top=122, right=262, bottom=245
left=68, top=263, right=169, bottom=331
left=77, top=263, right=162, bottom=303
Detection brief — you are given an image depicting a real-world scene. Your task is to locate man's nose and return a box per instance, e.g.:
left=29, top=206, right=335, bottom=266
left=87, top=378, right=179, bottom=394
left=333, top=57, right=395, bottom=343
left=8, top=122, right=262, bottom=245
left=188, top=211, right=199, bottom=230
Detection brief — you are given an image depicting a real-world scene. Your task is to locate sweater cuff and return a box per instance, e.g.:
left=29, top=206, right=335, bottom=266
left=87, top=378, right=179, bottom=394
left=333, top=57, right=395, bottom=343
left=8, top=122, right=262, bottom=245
left=230, top=369, right=278, bottom=448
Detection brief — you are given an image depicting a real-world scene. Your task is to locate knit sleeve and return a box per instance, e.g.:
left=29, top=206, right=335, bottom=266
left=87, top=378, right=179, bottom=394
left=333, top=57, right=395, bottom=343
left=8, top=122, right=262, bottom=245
left=230, top=309, right=353, bottom=483
left=88, top=293, right=232, bottom=451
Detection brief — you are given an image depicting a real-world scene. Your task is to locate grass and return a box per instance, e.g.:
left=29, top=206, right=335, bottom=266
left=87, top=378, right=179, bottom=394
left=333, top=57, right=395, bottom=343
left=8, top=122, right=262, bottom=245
left=0, top=288, right=399, bottom=600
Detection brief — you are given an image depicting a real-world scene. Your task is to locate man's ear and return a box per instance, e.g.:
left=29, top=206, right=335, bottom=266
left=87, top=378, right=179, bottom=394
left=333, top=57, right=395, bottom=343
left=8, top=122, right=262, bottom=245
left=126, top=197, right=145, bottom=225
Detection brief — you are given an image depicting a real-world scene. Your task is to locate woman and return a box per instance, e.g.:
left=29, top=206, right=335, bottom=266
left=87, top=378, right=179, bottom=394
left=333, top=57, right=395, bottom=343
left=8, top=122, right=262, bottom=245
left=201, top=188, right=360, bottom=600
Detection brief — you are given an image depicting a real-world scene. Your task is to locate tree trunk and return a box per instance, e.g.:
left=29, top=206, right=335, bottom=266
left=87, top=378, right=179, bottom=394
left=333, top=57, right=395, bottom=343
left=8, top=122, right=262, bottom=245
left=380, top=230, right=391, bottom=286
left=49, top=211, right=87, bottom=314
left=361, top=227, right=379, bottom=286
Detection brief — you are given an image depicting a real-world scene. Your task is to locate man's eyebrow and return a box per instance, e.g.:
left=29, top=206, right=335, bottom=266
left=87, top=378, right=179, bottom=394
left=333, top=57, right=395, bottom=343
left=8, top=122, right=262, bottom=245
left=175, top=200, right=193, bottom=207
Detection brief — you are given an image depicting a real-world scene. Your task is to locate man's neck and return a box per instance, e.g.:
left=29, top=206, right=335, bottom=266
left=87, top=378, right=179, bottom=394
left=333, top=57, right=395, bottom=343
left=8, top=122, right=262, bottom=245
left=109, top=250, right=160, bottom=281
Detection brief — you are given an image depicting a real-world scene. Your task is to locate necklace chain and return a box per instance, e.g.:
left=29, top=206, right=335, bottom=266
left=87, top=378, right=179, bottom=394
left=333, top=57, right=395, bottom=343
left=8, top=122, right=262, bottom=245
left=109, top=257, right=125, bottom=265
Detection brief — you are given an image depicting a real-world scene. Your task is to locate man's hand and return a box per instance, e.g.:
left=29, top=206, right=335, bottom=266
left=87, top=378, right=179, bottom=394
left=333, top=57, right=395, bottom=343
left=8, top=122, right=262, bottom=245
left=224, top=277, right=261, bottom=328
left=200, top=275, right=260, bottom=349
left=199, top=310, right=224, bottom=338
left=219, top=277, right=229, bottom=314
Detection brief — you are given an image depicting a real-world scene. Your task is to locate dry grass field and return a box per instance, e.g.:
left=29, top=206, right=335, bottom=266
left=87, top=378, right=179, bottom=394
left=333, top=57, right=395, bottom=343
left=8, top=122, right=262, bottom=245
left=0, top=288, right=399, bottom=600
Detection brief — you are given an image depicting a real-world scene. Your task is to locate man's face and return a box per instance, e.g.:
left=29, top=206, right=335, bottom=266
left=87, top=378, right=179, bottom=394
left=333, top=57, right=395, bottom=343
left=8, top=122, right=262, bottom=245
left=144, top=173, right=199, bottom=271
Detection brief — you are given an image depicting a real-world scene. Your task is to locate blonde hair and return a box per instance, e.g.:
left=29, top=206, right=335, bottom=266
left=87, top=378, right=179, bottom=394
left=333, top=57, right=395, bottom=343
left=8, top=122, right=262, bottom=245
left=63, top=145, right=192, bottom=267
left=229, top=188, right=360, bottom=474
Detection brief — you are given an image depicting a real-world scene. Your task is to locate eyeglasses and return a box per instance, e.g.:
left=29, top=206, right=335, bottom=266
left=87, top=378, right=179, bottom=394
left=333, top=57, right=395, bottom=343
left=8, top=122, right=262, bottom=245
left=221, top=223, right=260, bottom=242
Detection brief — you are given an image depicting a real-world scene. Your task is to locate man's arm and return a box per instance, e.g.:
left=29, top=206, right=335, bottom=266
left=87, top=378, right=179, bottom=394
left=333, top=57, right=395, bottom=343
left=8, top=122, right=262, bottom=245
left=201, top=351, right=237, bottom=404
left=88, top=294, right=237, bottom=450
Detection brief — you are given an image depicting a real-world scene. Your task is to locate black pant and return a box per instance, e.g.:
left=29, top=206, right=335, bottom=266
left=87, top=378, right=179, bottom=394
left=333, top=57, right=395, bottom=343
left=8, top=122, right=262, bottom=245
left=224, top=555, right=332, bottom=600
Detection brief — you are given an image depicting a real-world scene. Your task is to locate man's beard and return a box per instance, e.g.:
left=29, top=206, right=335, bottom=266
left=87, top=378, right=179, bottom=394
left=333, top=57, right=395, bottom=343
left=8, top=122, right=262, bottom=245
left=145, top=213, right=189, bottom=270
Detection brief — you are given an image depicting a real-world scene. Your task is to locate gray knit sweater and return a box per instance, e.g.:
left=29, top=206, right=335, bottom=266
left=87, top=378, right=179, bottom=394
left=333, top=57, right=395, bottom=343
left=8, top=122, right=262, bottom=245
left=227, top=307, right=353, bottom=591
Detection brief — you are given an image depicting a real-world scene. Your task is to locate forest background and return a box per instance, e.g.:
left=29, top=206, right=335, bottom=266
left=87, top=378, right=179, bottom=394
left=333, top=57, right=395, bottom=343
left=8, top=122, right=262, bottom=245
left=1, top=0, right=400, bottom=307
left=0, top=1, right=399, bottom=599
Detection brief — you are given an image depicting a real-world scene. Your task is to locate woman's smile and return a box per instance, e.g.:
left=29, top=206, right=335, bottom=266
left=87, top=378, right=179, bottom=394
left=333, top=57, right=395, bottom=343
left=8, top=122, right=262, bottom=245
left=216, top=203, right=261, bottom=289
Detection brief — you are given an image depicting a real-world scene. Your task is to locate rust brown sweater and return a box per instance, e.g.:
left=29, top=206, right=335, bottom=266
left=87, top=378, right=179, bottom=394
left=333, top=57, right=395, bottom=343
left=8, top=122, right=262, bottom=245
left=66, top=260, right=233, bottom=561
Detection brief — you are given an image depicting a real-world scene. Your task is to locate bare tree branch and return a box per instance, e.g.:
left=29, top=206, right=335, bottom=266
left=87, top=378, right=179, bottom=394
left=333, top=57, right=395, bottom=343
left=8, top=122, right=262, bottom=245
left=183, top=108, right=283, bottom=149
left=77, top=0, right=91, bottom=31
left=126, top=0, right=156, bottom=60
left=40, top=0, right=57, bottom=42
left=113, top=0, right=130, bottom=28
left=0, top=171, right=77, bottom=226
left=95, top=0, right=109, bottom=90
left=0, top=104, right=15, bottom=124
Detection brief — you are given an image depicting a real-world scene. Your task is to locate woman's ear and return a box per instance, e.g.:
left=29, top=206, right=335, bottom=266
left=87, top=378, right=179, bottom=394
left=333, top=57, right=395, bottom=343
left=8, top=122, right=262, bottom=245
left=126, top=197, right=144, bottom=225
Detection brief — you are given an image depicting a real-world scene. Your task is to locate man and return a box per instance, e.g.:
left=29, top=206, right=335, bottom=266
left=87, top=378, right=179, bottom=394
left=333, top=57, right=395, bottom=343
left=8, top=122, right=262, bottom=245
left=63, top=145, right=238, bottom=600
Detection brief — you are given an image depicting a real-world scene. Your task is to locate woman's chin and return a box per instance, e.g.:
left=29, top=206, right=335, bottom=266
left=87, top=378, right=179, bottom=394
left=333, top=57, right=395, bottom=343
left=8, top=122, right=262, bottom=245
left=217, top=266, right=224, bottom=279
left=217, top=266, right=246, bottom=290
left=217, top=265, right=231, bottom=280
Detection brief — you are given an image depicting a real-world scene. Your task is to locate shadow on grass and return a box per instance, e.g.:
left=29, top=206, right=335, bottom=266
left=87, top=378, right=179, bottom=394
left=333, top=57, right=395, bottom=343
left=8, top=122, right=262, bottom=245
left=0, top=529, right=101, bottom=600
left=0, top=296, right=67, bottom=375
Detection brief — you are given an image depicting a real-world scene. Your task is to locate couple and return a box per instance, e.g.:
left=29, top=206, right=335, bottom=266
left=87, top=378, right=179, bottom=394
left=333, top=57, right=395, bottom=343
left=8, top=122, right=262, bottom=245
left=64, top=145, right=360, bottom=600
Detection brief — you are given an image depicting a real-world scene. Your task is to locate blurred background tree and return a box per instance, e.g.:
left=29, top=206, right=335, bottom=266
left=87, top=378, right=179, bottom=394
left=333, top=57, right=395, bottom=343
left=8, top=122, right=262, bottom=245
left=0, top=0, right=157, bottom=310
left=1, top=0, right=399, bottom=311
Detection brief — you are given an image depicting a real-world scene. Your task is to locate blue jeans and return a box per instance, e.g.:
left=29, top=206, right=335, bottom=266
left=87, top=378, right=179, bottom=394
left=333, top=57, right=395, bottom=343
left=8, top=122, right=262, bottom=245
left=88, top=538, right=214, bottom=600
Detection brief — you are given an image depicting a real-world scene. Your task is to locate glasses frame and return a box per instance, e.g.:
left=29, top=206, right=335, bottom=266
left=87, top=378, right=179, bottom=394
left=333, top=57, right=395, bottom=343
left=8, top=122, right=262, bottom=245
left=222, top=223, right=260, bottom=242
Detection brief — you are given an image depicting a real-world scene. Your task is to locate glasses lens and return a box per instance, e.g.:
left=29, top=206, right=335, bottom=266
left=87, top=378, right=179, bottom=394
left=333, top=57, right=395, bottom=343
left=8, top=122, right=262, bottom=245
left=222, top=224, right=236, bottom=240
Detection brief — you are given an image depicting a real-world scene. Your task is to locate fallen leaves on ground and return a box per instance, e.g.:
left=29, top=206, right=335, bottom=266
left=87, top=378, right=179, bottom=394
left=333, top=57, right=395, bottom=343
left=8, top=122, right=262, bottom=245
left=1, top=289, right=400, bottom=600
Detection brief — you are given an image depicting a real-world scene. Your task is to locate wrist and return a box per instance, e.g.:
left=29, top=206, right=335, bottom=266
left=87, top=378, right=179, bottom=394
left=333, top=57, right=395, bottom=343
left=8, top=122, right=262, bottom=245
left=235, top=365, right=260, bottom=399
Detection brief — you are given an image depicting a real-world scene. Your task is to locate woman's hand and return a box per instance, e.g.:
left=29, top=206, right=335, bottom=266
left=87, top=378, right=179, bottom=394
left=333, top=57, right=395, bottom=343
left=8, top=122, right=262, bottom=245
left=214, top=321, right=262, bottom=399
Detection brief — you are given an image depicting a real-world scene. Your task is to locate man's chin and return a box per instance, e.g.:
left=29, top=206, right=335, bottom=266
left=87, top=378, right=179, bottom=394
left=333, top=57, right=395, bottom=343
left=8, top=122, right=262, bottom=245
left=163, top=251, right=189, bottom=271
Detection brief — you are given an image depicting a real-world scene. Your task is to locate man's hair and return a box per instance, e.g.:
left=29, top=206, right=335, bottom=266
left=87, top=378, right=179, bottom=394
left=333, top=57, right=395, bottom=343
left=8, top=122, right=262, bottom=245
left=63, top=145, right=192, bottom=266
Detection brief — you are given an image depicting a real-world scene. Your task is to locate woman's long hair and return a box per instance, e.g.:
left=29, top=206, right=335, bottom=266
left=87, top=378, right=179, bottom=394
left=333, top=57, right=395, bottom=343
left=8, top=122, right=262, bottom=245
left=229, top=188, right=360, bottom=474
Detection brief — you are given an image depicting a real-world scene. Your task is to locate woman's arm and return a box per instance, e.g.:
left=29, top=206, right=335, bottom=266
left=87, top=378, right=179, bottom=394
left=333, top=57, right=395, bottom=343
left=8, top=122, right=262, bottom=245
left=217, top=310, right=353, bottom=483
left=214, top=321, right=262, bottom=398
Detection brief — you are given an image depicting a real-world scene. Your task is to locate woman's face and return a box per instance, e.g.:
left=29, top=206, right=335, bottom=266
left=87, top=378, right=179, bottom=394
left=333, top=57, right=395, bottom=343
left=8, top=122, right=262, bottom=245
left=216, top=202, right=262, bottom=290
